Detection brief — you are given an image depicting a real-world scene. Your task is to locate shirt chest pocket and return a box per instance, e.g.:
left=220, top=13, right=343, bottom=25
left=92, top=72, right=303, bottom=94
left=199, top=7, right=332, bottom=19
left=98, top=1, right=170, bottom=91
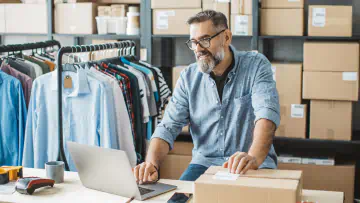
left=233, top=94, right=252, bottom=119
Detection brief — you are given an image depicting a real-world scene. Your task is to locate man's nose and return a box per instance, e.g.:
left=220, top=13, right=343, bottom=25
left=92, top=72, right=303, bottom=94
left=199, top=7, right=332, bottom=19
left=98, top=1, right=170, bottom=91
left=195, top=43, right=205, bottom=53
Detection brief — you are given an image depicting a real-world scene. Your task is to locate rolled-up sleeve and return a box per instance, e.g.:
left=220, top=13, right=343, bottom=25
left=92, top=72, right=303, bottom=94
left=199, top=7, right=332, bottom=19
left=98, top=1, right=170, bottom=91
left=251, top=58, right=281, bottom=128
left=152, top=69, right=190, bottom=149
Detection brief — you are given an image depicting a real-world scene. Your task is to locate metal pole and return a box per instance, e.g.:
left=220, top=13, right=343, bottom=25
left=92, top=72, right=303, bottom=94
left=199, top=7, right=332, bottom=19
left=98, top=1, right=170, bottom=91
left=47, top=0, right=53, bottom=40
left=140, top=0, right=152, bottom=63
left=251, top=0, right=259, bottom=51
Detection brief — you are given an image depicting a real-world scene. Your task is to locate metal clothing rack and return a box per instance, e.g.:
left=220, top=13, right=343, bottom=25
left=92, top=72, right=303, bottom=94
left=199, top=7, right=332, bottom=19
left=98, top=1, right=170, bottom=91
left=56, top=40, right=137, bottom=171
left=0, top=40, right=61, bottom=53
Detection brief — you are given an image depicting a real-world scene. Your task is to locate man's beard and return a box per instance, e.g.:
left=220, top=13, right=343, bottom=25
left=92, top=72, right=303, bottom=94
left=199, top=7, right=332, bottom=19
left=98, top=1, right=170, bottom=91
left=196, top=48, right=225, bottom=74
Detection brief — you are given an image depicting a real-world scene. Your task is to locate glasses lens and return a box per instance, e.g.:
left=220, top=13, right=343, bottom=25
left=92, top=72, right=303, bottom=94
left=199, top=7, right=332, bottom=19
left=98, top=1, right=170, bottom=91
left=199, top=39, right=210, bottom=49
left=186, top=41, right=196, bottom=50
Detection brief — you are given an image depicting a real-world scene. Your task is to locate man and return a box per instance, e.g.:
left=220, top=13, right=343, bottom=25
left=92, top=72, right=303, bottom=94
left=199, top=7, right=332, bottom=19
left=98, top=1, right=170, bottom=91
left=133, top=10, right=280, bottom=183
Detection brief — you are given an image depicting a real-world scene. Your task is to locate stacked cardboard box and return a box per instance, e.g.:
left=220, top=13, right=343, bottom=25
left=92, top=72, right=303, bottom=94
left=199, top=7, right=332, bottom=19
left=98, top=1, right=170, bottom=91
left=272, top=63, right=306, bottom=138
left=261, top=0, right=304, bottom=36
left=230, top=0, right=252, bottom=36
left=303, top=42, right=359, bottom=141
left=152, top=0, right=201, bottom=35
left=203, top=0, right=230, bottom=26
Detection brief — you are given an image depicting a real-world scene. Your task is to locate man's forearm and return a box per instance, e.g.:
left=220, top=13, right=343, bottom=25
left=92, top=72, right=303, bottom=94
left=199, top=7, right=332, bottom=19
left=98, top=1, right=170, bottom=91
left=248, top=119, right=276, bottom=167
left=145, top=138, right=171, bottom=168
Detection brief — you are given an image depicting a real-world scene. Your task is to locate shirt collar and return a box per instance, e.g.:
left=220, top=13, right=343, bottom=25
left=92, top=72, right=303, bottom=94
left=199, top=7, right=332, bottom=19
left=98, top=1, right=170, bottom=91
left=51, top=69, right=91, bottom=96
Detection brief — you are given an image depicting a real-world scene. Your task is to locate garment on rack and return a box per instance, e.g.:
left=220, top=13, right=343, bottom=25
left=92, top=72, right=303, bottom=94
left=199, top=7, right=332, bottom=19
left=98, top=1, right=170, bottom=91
left=23, top=55, right=51, bottom=74
left=8, top=58, right=37, bottom=80
left=0, top=70, right=27, bottom=166
left=23, top=69, right=118, bottom=171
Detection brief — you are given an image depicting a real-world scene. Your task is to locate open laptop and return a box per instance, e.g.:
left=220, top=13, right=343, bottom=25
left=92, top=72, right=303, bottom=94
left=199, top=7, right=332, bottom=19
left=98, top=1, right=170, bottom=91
left=67, top=142, right=177, bottom=200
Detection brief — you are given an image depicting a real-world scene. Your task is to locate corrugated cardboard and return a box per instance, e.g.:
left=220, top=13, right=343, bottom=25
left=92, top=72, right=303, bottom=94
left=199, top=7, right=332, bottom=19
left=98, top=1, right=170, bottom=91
left=231, top=0, right=252, bottom=15
left=231, top=14, right=252, bottom=36
left=151, top=0, right=201, bottom=9
left=160, top=154, right=192, bottom=179
left=276, top=104, right=307, bottom=139
left=261, top=9, right=304, bottom=36
left=304, top=42, right=359, bottom=72
left=261, top=0, right=304, bottom=8
left=279, top=163, right=355, bottom=203
left=5, top=4, right=47, bottom=34
left=0, top=5, right=5, bottom=33
left=169, top=141, right=193, bottom=156
left=153, top=9, right=202, bottom=35
left=310, top=100, right=352, bottom=141
left=172, top=66, right=187, bottom=91
left=55, top=3, right=97, bottom=34
left=302, top=71, right=359, bottom=101
left=195, top=166, right=302, bottom=203
left=308, top=5, right=352, bottom=37
left=203, top=2, right=230, bottom=25
left=302, top=190, right=344, bottom=203
left=0, top=0, right=21, bottom=3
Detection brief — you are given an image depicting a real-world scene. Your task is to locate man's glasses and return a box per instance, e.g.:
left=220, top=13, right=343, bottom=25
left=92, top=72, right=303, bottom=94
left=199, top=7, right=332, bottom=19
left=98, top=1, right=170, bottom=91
left=185, top=29, right=226, bottom=51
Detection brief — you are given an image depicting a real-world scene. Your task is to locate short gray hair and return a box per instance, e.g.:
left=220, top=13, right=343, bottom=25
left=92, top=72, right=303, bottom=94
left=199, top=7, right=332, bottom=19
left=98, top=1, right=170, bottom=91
left=187, top=10, right=228, bottom=31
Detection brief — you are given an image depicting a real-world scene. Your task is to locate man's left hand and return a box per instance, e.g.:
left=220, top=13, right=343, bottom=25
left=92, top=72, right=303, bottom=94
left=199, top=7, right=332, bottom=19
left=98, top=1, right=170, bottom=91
left=222, top=152, right=259, bottom=174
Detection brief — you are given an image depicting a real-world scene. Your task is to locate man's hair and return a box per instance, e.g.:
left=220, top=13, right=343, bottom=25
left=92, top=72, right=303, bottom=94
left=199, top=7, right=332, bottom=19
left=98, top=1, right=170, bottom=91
left=187, top=10, right=228, bottom=31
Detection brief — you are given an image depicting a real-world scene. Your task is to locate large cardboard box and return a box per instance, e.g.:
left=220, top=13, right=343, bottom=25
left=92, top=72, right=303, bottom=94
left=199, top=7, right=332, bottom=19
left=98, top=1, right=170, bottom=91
left=5, top=4, right=47, bottom=34
left=304, top=42, right=359, bottom=72
left=169, top=141, right=193, bottom=156
left=151, top=0, right=201, bottom=9
left=0, top=5, right=5, bottom=33
left=277, top=104, right=307, bottom=139
left=195, top=166, right=303, bottom=203
left=203, top=2, right=230, bottom=25
left=310, top=100, right=352, bottom=141
left=172, top=66, right=187, bottom=91
left=278, top=163, right=355, bottom=203
left=97, top=0, right=139, bottom=3
left=303, top=71, right=359, bottom=101
left=261, top=0, right=304, bottom=8
left=302, top=190, right=344, bottom=203
left=160, top=154, right=192, bottom=179
left=153, top=9, right=202, bottom=35
left=261, top=9, right=304, bottom=36
left=231, top=0, right=252, bottom=15
left=231, top=14, right=252, bottom=36
left=55, top=3, right=97, bottom=34
left=308, top=5, right=352, bottom=37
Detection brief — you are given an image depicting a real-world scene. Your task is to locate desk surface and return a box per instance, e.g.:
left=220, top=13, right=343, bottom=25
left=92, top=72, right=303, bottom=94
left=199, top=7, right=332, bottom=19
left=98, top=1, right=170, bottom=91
left=0, top=168, right=193, bottom=203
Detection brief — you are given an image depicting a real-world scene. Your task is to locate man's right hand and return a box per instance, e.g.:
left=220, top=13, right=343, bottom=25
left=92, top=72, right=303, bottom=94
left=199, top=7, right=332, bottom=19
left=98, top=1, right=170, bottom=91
left=133, top=162, right=159, bottom=185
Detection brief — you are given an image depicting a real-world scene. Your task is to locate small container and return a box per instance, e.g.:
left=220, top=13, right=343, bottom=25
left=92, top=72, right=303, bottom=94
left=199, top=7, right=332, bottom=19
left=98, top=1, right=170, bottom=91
left=96, top=16, right=109, bottom=34
left=127, top=27, right=139, bottom=35
left=107, top=17, right=127, bottom=34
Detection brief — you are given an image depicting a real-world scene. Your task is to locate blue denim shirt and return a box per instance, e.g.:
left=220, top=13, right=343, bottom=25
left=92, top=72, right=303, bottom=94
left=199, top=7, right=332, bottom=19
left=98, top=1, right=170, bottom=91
left=152, top=46, right=280, bottom=169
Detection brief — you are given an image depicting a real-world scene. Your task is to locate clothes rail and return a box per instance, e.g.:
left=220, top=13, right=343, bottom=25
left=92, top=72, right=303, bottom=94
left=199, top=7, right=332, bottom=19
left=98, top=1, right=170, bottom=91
left=56, top=40, right=137, bottom=171
left=0, top=40, right=61, bottom=53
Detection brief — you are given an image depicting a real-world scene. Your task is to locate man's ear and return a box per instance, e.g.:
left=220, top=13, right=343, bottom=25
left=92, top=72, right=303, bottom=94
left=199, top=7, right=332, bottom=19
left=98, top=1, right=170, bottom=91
left=224, top=29, right=232, bottom=46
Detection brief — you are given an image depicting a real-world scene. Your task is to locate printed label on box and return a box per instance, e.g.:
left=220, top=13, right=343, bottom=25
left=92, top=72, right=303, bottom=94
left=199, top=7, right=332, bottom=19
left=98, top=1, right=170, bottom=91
left=291, top=104, right=305, bottom=118
left=342, top=72, right=358, bottom=81
left=156, top=10, right=175, bottom=30
left=235, top=15, right=249, bottom=35
left=271, top=65, right=276, bottom=81
left=312, top=8, right=326, bottom=27
left=213, top=171, right=239, bottom=181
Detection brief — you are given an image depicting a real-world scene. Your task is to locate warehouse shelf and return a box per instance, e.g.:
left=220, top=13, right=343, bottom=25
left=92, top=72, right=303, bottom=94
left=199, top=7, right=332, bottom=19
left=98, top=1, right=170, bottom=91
left=260, top=35, right=360, bottom=41
left=53, top=34, right=141, bottom=40
left=152, top=34, right=253, bottom=39
left=0, top=33, right=48, bottom=36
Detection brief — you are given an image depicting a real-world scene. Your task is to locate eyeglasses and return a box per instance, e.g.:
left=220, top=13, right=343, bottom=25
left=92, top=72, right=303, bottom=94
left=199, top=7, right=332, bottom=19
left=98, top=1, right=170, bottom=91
left=185, top=29, right=226, bottom=51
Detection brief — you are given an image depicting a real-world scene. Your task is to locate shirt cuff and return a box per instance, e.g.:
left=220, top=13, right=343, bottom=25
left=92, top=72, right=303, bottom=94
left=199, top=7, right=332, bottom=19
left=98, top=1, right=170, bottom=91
left=151, top=126, right=176, bottom=150
left=254, top=107, right=281, bottom=129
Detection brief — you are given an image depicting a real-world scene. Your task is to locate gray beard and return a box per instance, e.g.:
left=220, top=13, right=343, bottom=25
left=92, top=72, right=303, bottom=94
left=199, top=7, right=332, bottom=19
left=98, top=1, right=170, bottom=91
left=197, top=48, right=225, bottom=74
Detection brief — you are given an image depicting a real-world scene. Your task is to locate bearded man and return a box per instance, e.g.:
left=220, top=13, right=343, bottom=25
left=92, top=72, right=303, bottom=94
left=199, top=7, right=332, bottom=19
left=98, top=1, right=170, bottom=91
left=133, top=10, right=280, bottom=183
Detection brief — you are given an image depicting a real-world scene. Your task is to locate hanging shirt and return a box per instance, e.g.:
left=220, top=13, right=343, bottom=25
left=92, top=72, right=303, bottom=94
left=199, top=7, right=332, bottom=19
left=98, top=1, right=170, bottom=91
left=23, top=59, right=43, bottom=78
left=0, top=70, right=27, bottom=166
left=8, top=58, right=37, bottom=80
left=23, top=69, right=118, bottom=171
left=23, top=55, right=51, bottom=74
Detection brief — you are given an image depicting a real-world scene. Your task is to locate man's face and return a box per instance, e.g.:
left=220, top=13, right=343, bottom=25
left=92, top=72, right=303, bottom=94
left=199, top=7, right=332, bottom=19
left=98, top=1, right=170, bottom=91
left=189, top=20, right=225, bottom=74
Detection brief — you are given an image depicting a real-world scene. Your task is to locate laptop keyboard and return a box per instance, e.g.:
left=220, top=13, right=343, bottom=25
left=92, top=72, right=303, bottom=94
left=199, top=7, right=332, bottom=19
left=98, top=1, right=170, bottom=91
left=138, top=187, right=155, bottom=195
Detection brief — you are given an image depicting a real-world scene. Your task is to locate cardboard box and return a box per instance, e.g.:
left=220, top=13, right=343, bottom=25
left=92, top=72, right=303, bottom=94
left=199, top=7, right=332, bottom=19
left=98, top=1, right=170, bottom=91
left=0, top=0, right=21, bottom=2
left=172, top=66, right=187, bottom=90
left=302, top=190, right=344, bottom=203
left=195, top=166, right=303, bottom=203
left=231, top=14, right=252, bottom=36
left=97, top=0, right=139, bottom=3
left=231, top=0, right=252, bottom=15
left=276, top=104, right=307, bottom=139
left=153, top=9, right=202, bottom=35
left=151, top=0, right=201, bottom=9
left=302, top=71, right=359, bottom=101
left=261, top=0, right=304, bottom=8
left=308, top=5, right=352, bottom=37
left=5, top=4, right=47, bottom=34
left=203, top=2, right=230, bottom=25
left=55, top=3, right=97, bottom=34
left=160, top=154, right=192, bottom=179
left=261, top=9, right=304, bottom=36
left=0, top=5, right=5, bottom=33
left=278, top=163, right=355, bottom=203
left=310, top=100, right=352, bottom=141
left=169, top=141, right=193, bottom=156
left=304, top=42, right=359, bottom=72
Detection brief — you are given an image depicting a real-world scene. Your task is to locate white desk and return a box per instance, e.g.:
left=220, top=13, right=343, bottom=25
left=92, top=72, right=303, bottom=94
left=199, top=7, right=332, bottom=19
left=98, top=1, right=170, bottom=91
left=0, top=168, right=193, bottom=203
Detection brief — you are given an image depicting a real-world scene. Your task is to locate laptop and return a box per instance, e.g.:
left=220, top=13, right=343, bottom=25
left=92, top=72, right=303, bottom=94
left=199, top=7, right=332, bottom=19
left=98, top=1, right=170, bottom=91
left=67, top=142, right=177, bottom=200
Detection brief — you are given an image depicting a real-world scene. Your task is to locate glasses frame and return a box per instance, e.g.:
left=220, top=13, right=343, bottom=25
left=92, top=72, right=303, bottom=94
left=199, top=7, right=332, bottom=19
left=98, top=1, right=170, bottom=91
left=185, top=29, right=226, bottom=50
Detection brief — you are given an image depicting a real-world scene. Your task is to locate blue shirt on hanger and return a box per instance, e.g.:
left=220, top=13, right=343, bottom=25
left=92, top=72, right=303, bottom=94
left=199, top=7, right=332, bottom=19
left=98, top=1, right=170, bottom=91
left=0, top=70, right=27, bottom=166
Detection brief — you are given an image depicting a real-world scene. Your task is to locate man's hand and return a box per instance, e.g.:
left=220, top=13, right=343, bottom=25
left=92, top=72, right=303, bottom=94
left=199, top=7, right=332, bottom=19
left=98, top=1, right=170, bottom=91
left=133, top=162, right=159, bottom=185
left=222, top=152, right=259, bottom=175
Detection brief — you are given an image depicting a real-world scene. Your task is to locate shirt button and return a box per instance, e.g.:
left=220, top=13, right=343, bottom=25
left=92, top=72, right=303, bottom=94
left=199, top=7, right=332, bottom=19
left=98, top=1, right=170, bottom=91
left=220, top=133, right=223, bottom=135
left=221, top=116, right=224, bottom=119
left=216, top=100, right=219, bottom=104
left=220, top=148, right=224, bottom=151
